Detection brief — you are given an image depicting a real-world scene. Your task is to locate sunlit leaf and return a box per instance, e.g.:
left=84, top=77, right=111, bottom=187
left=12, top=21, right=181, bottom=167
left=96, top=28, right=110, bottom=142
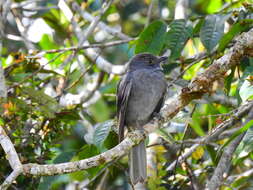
left=192, top=146, right=204, bottom=160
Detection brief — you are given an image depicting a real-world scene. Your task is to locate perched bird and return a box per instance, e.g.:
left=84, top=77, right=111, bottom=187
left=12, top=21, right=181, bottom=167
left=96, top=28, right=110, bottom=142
left=116, top=53, right=167, bottom=185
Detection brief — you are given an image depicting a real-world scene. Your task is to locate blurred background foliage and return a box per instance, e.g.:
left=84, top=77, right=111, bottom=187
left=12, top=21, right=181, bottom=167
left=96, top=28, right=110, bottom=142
left=1, top=0, right=253, bottom=189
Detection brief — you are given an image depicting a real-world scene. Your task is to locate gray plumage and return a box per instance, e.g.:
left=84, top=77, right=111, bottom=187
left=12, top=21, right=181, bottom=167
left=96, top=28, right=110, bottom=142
left=116, top=53, right=167, bottom=185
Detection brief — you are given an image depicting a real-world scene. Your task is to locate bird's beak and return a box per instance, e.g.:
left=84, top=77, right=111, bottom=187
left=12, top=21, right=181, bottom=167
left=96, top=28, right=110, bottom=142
left=157, top=56, right=168, bottom=64
left=155, top=56, right=168, bottom=72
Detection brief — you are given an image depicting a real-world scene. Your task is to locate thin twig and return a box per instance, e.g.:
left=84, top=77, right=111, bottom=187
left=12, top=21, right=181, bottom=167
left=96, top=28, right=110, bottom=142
left=28, top=39, right=133, bottom=58
left=72, top=2, right=131, bottom=40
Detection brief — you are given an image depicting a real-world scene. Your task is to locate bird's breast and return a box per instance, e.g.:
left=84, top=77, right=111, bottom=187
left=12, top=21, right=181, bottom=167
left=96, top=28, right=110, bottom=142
left=125, top=69, right=166, bottom=127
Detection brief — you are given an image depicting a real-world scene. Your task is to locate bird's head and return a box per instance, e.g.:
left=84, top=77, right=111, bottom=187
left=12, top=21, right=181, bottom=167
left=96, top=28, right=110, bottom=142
left=129, top=53, right=168, bottom=71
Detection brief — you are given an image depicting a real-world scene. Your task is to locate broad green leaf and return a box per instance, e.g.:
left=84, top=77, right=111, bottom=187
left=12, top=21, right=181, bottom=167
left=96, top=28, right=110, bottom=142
left=39, top=176, right=58, bottom=190
left=42, top=9, right=69, bottom=39
left=104, top=131, right=118, bottom=149
left=236, top=127, right=253, bottom=155
left=206, top=0, right=222, bottom=13
left=89, top=99, right=110, bottom=122
left=200, top=14, right=228, bottom=52
left=39, top=34, right=58, bottom=50
left=167, top=19, right=192, bottom=60
left=192, top=19, right=204, bottom=35
left=239, top=77, right=253, bottom=102
left=135, top=20, right=167, bottom=55
left=54, top=151, right=76, bottom=163
left=218, top=19, right=253, bottom=52
left=206, top=145, right=218, bottom=165
left=93, top=120, right=113, bottom=151
left=190, top=112, right=205, bottom=136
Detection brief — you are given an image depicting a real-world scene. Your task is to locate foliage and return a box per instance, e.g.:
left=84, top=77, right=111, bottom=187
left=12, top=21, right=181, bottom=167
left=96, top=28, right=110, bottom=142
left=1, top=0, right=253, bottom=190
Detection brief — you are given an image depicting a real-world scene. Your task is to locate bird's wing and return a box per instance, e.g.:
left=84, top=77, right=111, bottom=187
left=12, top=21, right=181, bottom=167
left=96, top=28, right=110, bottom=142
left=152, top=86, right=167, bottom=117
left=116, top=75, right=132, bottom=142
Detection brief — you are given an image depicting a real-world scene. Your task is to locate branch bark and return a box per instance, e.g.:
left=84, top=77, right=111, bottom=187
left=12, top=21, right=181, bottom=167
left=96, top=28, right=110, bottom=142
left=23, top=131, right=145, bottom=175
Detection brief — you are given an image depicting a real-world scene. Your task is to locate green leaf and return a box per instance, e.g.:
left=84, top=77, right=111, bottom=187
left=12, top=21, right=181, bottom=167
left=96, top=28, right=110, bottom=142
left=135, top=20, right=167, bottom=55
left=0, top=117, right=4, bottom=125
left=21, top=87, right=60, bottom=118
left=239, top=78, right=253, bottom=102
left=72, top=144, right=103, bottom=179
left=200, top=14, right=228, bottom=52
left=218, top=19, right=253, bottom=52
left=224, top=66, right=235, bottom=95
left=167, top=19, right=192, bottom=60
left=236, top=66, right=253, bottom=103
left=190, top=109, right=206, bottom=136
left=93, top=120, right=113, bottom=151
left=89, top=99, right=110, bottom=122
left=53, top=151, right=75, bottom=164
left=38, top=176, right=58, bottom=190
left=9, top=73, right=31, bottom=82
left=39, top=34, right=58, bottom=50
left=193, top=19, right=204, bottom=35
left=219, top=120, right=253, bottom=154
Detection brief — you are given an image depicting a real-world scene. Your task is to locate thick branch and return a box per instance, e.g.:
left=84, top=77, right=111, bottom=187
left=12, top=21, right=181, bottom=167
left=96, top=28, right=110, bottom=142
left=23, top=131, right=144, bottom=175
left=0, top=169, right=22, bottom=190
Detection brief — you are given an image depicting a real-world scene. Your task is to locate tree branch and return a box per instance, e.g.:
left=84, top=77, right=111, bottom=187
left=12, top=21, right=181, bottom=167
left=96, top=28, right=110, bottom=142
left=205, top=107, right=253, bottom=190
left=23, top=131, right=145, bottom=175
left=72, top=2, right=131, bottom=40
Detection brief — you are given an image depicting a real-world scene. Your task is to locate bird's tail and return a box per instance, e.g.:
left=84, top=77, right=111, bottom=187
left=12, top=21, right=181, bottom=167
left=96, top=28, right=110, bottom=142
left=129, top=140, right=147, bottom=185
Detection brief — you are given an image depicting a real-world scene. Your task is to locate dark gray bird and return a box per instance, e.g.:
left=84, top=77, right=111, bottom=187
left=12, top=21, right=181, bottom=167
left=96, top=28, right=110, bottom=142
left=116, top=53, right=167, bottom=185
